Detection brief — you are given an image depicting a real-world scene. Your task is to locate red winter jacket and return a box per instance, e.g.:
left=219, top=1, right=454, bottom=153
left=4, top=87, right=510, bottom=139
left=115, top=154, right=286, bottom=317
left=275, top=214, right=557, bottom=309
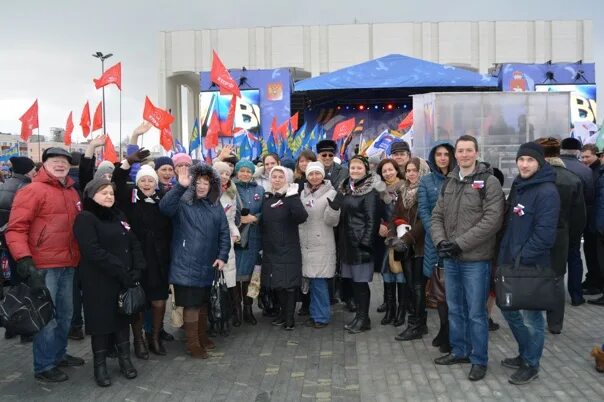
left=6, top=167, right=81, bottom=269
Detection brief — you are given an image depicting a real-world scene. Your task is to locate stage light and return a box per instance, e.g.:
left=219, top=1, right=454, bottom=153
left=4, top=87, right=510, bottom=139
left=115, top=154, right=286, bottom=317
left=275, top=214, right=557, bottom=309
left=374, top=105, right=379, bottom=110
left=345, top=106, right=350, bottom=110
left=403, top=105, right=407, bottom=109
left=336, top=106, right=342, bottom=110
left=386, top=104, right=394, bottom=110
left=358, top=105, right=365, bottom=110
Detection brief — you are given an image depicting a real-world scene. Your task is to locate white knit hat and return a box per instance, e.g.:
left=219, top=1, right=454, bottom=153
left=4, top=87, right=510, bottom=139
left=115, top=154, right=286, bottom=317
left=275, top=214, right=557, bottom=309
left=135, top=164, right=158, bottom=185
left=305, top=161, right=325, bottom=177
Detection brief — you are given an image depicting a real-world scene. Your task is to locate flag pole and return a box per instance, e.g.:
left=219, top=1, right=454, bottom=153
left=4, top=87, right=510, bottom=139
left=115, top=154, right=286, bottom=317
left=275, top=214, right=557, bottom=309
left=37, top=127, right=41, bottom=162
left=119, top=87, right=122, bottom=158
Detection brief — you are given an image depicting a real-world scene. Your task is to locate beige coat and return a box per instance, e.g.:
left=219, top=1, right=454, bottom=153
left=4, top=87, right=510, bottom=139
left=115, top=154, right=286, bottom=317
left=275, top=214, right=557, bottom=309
left=219, top=181, right=241, bottom=287
left=298, top=181, right=341, bottom=278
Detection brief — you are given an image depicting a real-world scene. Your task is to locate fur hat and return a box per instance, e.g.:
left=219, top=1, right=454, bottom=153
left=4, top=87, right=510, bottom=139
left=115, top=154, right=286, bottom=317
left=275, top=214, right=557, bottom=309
left=316, top=140, right=337, bottom=154
left=182, top=163, right=221, bottom=205
left=517, top=142, right=546, bottom=167
left=534, top=137, right=560, bottom=158
left=305, top=161, right=325, bottom=178
left=135, top=164, right=158, bottom=184
left=94, top=160, right=115, bottom=179
left=9, top=157, right=35, bottom=175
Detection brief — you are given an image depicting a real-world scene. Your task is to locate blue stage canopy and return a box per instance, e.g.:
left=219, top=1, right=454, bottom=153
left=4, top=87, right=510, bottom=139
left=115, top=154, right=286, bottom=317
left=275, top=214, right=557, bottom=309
left=294, top=54, right=498, bottom=91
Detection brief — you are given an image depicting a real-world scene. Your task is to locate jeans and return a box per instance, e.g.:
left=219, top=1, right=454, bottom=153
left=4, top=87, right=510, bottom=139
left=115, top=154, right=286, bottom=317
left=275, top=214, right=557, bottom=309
left=71, top=268, right=83, bottom=328
left=501, top=309, right=545, bottom=369
left=382, top=272, right=405, bottom=283
left=567, top=243, right=584, bottom=301
left=444, top=258, right=491, bottom=366
left=309, top=278, right=330, bottom=324
left=33, top=268, right=75, bottom=373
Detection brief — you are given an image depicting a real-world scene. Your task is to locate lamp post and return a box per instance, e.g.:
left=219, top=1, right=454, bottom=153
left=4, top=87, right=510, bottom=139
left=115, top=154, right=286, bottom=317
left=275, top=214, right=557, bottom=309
left=92, top=51, right=113, bottom=136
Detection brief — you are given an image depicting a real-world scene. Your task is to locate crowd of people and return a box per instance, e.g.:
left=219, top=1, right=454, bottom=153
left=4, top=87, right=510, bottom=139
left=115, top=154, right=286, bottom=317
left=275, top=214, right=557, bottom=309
left=0, top=121, right=604, bottom=387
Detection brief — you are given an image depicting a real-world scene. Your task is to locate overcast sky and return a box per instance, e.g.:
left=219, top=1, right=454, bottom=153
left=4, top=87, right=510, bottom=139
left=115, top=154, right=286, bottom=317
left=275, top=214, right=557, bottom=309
left=0, top=0, right=601, bottom=148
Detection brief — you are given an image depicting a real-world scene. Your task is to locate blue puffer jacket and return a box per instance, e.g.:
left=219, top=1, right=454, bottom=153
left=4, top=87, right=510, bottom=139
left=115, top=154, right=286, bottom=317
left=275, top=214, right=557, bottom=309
left=417, top=142, right=455, bottom=277
left=498, top=164, right=560, bottom=268
left=159, top=164, right=231, bottom=288
left=596, top=166, right=604, bottom=236
left=234, top=179, right=264, bottom=277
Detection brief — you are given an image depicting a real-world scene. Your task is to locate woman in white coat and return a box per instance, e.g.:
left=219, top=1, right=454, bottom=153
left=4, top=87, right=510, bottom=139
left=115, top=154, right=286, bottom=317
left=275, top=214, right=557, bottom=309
left=213, top=161, right=242, bottom=327
left=298, top=162, right=341, bottom=328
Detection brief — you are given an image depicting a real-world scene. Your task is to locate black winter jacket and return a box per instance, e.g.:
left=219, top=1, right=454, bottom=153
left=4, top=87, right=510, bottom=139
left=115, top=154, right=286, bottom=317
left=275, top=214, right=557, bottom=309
left=0, top=174, right=31, bottom=226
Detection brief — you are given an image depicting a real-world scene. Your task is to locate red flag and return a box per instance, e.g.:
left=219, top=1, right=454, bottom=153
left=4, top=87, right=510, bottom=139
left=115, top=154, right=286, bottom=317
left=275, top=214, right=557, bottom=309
left=160, top=126, right=174, bottom=151
left=64, top=111, right=74, bottom=146
left=205, top=113, right=220, bottom=150
left=102, top=135, right=118, bottom=163
left=277, top=120, right=289, bottom=141
left=332, top=117, right=356, bottom=141
left=93, top=62, right=122, bottom=90
left=290, top=112, right=299, bottom=132
left=92, top=102, right=103, bottom=132
left=19, top=99, right=39, bottom=141
left=210, top=50, right=241, bottom=98
left=143, top=96, right=174, bottom=129
left=398, top=111, right=413, bottom=131
left=270, top=116, right=279, bottom=142
left=219, top=95, right=237, bottom=136
left=80, top=101, right=91, bottom=137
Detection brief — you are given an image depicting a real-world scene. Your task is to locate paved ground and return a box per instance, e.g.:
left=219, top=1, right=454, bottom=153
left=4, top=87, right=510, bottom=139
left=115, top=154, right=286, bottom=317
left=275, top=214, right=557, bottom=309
left=1, top=275, right=603, bottom=402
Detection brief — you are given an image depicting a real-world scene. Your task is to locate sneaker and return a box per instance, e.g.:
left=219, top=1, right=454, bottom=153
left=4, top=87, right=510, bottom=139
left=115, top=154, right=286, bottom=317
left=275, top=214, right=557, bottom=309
left=35, top=367, right=68, bottom=383
left=57, top=354, right=85, bottom=367
left=68, top=327, right=84, bottom=340
left=509, top=364, right=539, bottom=385
left=501, top=356, right=523, bottom=369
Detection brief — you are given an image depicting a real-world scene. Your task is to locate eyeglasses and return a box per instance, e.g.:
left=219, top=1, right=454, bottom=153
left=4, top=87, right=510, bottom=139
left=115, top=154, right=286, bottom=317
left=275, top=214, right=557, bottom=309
left=320, top=153, right=334, bottom=158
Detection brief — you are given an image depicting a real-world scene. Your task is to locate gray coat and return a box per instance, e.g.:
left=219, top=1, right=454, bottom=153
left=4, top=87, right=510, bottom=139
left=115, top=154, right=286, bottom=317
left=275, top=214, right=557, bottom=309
left=298, top=181, right=341, bottom=278
left=431, top=162, right=505, bottom=262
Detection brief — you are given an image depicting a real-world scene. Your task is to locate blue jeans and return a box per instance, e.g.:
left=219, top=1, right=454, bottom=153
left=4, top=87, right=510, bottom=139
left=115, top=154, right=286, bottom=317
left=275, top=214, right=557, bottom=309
left=382, top=272, right=405, bottom=283
left=309, top=278, right=330, bottom=324
left=501, top=309, right=545, bottom=369
left=444, top=259, right=491, bottom=366
left=33, top=268, right=75, bottom=373
left=567, top=243, right=584, bottom=301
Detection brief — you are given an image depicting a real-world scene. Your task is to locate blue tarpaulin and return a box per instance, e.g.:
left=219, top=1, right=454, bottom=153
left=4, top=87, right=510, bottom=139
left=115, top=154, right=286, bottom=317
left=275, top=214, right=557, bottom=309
left=294, top=54, right=498, bottom=91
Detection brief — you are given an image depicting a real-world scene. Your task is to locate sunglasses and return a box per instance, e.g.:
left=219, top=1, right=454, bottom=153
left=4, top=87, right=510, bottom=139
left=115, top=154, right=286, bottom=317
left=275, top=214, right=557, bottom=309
left=320, top=153, right=334, bottom=158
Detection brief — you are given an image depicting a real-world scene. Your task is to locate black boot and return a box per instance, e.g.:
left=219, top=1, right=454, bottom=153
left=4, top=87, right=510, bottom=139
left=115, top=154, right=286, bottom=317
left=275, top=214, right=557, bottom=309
left=432, top=303, right=449, bottom=347
left=347, top=283, right=371, bottom=334
left=395, top=315, right=428, bottom=341
left=377, top=281, right=387, bottom=313
left=380, top=282, right=396, bottom=325
left=231, top=285, right=242, bottom=328
left=271, top=289, right=287, bottom=326
left=93, top=350, right=111, bottom=387
left=131, top=314, right=149, bottom=360
left=284, top=288, right=297, bottom=330
left=393, top=282, right=407, bottom=327
left=395, top=272, right=428, bottom=341
left=116, top=342, right=137, bottom=379
left=344, top=283, right=360, bottom=331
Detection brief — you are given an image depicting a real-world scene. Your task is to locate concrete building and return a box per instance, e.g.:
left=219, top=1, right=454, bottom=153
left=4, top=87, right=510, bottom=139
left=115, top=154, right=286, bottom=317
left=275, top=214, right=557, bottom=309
left=159, top=19, right=593, bottom=141
left=27, top=142, right=88, bottom=163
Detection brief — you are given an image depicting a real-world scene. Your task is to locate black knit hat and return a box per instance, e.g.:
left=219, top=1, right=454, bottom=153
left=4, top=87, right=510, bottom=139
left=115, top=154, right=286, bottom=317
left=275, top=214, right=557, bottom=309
left=316, top=140, right=337, bottom=154
left=9, top=156, right=35, bottom=175
left=561, top=137, right=582, bottom=151
left=83, top=177, right=115, bottom=199
left=516, top=142, right=546, bottom=167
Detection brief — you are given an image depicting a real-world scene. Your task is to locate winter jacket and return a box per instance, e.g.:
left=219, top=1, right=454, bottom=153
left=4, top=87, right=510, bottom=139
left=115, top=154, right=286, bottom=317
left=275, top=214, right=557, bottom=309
left=159, top=164, right=231, bottom=288
left=79, top=156, right=95, bottom=192
left=431, top=162, right=505, bottom=262
left=498, top=164, right=560, bottom=269
left=587, top=159, right=602, bottom=232
left=261, top=184, right=308, bottom=289
left=299, top=181, right=340, bottom=278
left=324, top=163, right=349, bottom=191
left=418, top=142, right=456, bottom=276
left=0, top=174, right=31, bottom=227
left=6, top=167, right=81, bottom=268
left=596, top=166, right=604, bottom=236
left=560, top=154, right=594, bottom=205
left=337, top=174, right=381, bottom=265
left=377, top=179, right=405, bottom=275
left=113, top=166, right=172, bottom=295
left=219, top=181, right=242, bottom=287
left=73, top=199, right=145, bottom=334
left=234, top=179, right=264, bottom=278
left=546, top=158, right=586, bottom=277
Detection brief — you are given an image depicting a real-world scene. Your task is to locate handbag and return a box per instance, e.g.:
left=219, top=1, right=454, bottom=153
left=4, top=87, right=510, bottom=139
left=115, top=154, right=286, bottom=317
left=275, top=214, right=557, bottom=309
left=169, top=285, right=183, bottom=328
left=236, top=224, right=251, bottom=250
left=494, top=256, right=560, bottom=311
left=247, top=265, right=261, bottom=298
left=427, top=262, right=446, bottom=306
left=388, top=249, right=403, bottom=274
left=117, top=283, right=146, bottom=316
left=0, top=283, right=55, bottom=336
left=210, top=270, right=231, bottom=322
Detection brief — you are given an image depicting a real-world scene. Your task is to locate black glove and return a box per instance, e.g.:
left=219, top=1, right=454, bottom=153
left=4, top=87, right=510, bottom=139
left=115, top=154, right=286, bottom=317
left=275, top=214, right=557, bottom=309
left=16, top=257, right=37, bottom=281
left=437, top=241, right=462, bottom=258
left=327, top=192, right=345, bottom=210
left=126, top=148, right=151, bottom=165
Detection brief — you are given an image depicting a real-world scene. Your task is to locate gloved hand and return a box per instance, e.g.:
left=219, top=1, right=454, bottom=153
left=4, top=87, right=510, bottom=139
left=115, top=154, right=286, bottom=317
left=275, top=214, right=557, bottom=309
left=327, top=192, right=345, bottom=210
left=126, top=148, right=151, bottom=165
left=437, top=241, right=462, bottom=258
left=16, top=257, right=37, bottom=281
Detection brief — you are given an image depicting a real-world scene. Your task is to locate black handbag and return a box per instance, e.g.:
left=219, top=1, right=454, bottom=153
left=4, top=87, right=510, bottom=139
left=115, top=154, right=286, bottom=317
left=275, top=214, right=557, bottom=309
left=117, top=283, right=146, bottom=316
left=210, top=271, right=231, bottom=322
left=0, top=283, right=55, bottom=336
left=236, top=224, right=251, bottom=250
left=494, top=256, right=561, bottom=311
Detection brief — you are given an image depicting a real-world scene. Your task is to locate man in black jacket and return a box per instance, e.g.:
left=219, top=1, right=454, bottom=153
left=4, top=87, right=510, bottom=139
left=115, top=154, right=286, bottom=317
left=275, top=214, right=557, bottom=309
left=581, top=144, right=603, bottom=295
left=535, top=139, right=586, bottom=333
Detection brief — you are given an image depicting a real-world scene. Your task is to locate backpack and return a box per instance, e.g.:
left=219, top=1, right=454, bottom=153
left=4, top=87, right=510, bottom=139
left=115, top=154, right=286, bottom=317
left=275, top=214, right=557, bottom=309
left=0, top=283, right=55, bottom=336
left=440, top=171, right=492, bottom=201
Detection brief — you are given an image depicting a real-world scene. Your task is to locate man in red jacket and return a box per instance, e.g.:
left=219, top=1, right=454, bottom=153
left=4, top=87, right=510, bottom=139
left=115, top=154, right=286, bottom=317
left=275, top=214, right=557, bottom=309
left=6, top=147, right=83, bottom=383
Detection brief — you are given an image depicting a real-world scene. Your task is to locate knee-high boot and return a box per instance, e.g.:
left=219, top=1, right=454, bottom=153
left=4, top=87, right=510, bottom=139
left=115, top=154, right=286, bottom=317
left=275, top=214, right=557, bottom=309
left=396, top=258, right=428, bottom=341
left=271, top=289, right=287, bottom=326
left=131, top=313, right=149, bottom=359
left=284, top=288, right=297, bottom=330
left=377, top=281, right=387, bottom=313
left=242, top=282, right=257, bottom=325
left=347, top=282, right=371, bottom=334
left=380, top=282, right=396, bottom=325
left=116, top=341, right=138, bottom=379
left=432, top=302, right=450, bottom=353
left=393, top=282, right=408, bottom=327
left=91, top=335, right=111, bottom=387
left=149, top=303, right=167, bottom=356
left=231, top=283, right=242, bottom=327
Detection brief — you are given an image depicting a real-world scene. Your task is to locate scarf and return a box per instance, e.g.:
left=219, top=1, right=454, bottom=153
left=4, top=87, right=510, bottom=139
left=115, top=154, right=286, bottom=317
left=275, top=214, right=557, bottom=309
left=400, top=179, right=419, bottom=209
left=384, top=176, right=399, bottom=186
left=309, top=181, right=323, bottom=194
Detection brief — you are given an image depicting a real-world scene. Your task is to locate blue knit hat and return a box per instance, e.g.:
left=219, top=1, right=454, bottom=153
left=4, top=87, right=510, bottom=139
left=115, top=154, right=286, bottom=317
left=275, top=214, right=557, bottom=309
left=154, top=156, right=174, bottom=171
left=235, top=159, right=256, bottom=174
